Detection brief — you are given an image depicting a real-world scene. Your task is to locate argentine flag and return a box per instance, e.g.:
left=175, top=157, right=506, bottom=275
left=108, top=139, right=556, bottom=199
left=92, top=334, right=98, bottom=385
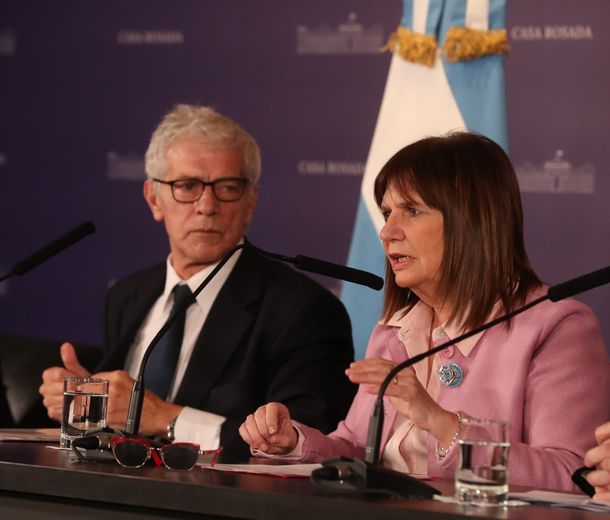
left=342, top=0, right=509, bottom=358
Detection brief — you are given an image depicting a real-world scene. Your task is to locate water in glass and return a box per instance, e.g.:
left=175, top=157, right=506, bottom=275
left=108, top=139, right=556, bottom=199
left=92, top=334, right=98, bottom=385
left=455, top=439, right=510, bottom=505
left=60, top=390, right=108, bottom=448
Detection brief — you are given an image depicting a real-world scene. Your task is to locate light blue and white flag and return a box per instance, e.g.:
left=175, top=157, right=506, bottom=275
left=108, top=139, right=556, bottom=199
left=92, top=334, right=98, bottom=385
left=342, top=0, right=509, bottom=358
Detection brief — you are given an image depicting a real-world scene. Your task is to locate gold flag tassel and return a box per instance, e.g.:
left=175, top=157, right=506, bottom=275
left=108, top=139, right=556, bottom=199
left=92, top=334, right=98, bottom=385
left=382, top=27, right=437, bottom=67
left=443, top=27, right=509, bottom=62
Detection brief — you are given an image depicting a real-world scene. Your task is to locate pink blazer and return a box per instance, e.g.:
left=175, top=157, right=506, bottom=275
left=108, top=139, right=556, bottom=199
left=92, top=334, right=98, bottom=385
left=290, top=290, right=610, bottom=492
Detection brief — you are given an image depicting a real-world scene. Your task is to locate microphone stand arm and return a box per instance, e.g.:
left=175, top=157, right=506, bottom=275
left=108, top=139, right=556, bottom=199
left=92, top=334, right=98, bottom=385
left=124, top=244, right=246, bottom=436
left=364, top=294, right=548, bottom=464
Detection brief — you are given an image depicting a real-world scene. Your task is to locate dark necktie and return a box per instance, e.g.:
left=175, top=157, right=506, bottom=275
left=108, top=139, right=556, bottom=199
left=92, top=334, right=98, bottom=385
left=145, top=284, right=196, bottom=399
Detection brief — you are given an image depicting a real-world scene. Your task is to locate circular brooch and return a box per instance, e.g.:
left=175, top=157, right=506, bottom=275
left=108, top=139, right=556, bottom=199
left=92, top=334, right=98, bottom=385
left=437, top=363, right=463, bottom=388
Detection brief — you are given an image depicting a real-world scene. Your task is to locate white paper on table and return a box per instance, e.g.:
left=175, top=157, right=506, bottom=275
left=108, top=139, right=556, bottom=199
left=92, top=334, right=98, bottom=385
left=199, top=462, right=437, bottom=480
left=0, top=428, right=60, bottom=442
left=509, top=491, right=610, bottom=513
left=198, top=462, right=322, bottom=477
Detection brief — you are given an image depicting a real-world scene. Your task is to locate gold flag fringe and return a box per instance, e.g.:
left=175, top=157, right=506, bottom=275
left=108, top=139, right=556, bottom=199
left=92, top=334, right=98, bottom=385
left=443, top=27, right=509, bottom=62
left=381, top=27, right=437, bottom=67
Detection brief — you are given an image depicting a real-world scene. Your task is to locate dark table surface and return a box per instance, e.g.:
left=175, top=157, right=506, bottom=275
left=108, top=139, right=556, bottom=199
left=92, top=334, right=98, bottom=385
left=0, top=441, right=601, bottom=520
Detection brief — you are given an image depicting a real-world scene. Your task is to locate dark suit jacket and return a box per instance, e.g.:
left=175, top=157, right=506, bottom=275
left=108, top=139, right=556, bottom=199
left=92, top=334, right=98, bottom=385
left=98, top=246, right=356, bottom=461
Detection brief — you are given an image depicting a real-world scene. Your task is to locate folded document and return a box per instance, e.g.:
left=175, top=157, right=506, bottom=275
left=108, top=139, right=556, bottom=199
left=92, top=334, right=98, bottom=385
left=509, top=490, right=610, bottom=513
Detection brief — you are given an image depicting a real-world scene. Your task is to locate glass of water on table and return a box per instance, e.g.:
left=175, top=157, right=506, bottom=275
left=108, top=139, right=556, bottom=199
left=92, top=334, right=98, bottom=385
left=455, top=416, right=511, bottom=506
left=60, top=377, right=109, bottom=449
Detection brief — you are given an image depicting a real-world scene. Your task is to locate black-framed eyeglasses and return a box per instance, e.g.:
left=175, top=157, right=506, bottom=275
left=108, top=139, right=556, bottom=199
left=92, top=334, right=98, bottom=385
left=151, top=177, right=249, bottom=203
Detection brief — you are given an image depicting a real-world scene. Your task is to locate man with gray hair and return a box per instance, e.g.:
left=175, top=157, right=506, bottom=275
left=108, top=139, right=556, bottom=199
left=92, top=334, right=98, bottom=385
left=40, top=104, right=355, bottom=461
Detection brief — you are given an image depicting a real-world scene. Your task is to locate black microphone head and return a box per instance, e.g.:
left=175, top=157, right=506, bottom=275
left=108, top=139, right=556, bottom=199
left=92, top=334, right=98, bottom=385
left=310, top=457, right=364, bottom=491
left=70, top=431, right=116, bottom=451
left=11, top=221, right=96, bottom=277
left=71, top=435, right=102, bottom=450
left=294, top=255, right=384, bottom=290
left=252, top=247, right=384, bottom=290
left=311, top=466, right=341, bottom=481
left=548, top=265, right=610, bottom=302
left=75, top=221, right=96, bottom=235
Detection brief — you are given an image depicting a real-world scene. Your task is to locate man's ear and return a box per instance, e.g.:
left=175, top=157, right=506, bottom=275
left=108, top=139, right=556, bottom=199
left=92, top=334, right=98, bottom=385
left=143, top=180, right=164, bottom=222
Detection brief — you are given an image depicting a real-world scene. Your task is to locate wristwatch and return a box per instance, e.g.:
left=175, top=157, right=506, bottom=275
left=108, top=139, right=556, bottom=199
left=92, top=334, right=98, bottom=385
left=166, top=416, right=178, bottom=442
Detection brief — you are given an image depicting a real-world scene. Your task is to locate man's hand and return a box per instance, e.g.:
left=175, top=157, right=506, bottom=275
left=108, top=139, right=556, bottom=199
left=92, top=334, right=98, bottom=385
left=93, top=369, right=183, bottom=436
left=585, top=422, right=610, bottom=503
left=39, top=342, right=91, bottom=421
left=239, top=402, right=298, bottom=455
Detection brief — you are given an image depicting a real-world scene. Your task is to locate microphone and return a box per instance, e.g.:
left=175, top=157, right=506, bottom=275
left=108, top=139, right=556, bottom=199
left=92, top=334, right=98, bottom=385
left=0, top=221, right=96, bottom=282
left=313, top=265, right=610, bottom=498
left=252, top=247, right=384, bottom=290
left=311, top=456, right=440, bottom=499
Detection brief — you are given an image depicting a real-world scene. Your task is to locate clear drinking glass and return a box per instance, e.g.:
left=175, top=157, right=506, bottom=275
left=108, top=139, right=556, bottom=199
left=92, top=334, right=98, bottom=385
left=455, top=417, right=511, bottom=506
left=60, top=377, right=109, bottom=448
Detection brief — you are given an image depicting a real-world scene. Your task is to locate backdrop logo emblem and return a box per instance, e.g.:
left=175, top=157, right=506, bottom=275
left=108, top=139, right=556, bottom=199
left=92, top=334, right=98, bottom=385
left=0, top=29, right=16, bottom=55
left=117, top=30, right=184, bottom=45
left=296, top=13, right=384, bottom=55
left=516, top=150, right=595, bottom=194
left=510, top=25, right=593, bottom=41
left=107, top=152, right=145, bottom=180
left=297, top=160, right=365, bottom=177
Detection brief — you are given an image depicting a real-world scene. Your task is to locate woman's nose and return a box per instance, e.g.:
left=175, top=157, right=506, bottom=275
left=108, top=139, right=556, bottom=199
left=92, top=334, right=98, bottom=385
left=380, top=217, right=403, bottom=243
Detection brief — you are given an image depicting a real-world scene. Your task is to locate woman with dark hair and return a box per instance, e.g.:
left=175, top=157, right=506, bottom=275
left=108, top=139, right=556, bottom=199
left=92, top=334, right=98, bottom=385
left=239, top=133, right=610, bottom=491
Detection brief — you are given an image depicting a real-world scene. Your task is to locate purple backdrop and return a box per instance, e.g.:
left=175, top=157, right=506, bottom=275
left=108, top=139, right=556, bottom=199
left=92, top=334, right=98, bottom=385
left=0, top=0, right=608, bottom=355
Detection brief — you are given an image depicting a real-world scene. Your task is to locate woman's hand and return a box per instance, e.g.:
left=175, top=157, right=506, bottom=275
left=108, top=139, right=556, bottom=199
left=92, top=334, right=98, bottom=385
left=239, top=402, right=298, bottom=455
left=346, top=358, right=458, bottom=448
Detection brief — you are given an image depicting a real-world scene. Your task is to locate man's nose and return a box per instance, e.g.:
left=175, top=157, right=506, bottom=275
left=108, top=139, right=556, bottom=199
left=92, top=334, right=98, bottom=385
left=195, top=185, right=218, bottom=214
